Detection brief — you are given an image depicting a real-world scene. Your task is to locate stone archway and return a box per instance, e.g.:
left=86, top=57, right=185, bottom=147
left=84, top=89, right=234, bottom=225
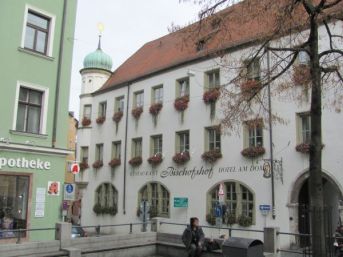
left=288, top=170, right=343, bottom=247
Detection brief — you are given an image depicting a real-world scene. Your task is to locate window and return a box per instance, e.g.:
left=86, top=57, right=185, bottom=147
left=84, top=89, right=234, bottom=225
left=208, top=181, right=255, bottom=221
left=132, top=138, right=142, bottom=157
left=24, top=10, right=50, bottom=55
left=0, top=175, right=29, bottom=239
left=206, top=70, right=220, bottom=89
left=176, top=78, right=190, bottom=97
left=134, top=91, right=144, bottom=108
left=115, top=96, right=125, bottom=112
left=297, top=113, right=311, bottom=144
left=151, top=135, right=163, bottom=155
left=16, top=87, right=43, bottom=134
left=83, top=105, right=92, bottom=119
left=138, top=182, right=170, bottom=218
left=245, top=58, right=260, bottom=80
left=152, top=86, right=163, bottom=104
left=298, top=51, right=310, bottom=65
left=244, top=121, right=263, bottom=147
left=98, top=102, right=107, bottom=118
left=176, top=131, right=190, bottom=153
left=80, top=146, right=89, bottom=163
left=94, top=183, right=118, bottom=214
left=206, top=127, right=221, bottom=151
left=95, top=144, right=103, bottom=162
left=112, top=141, right=121, bottom=159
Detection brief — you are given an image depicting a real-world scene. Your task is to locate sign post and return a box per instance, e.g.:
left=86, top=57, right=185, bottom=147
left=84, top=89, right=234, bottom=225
left=259, top=204, right=271, bottom=227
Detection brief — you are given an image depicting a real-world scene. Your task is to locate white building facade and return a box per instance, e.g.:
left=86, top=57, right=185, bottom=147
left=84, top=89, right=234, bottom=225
left=76, top=4, right=343, bottom=248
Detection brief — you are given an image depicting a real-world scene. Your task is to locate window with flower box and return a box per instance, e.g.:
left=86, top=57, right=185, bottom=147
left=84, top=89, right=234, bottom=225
left=98, top=102, right=107, bottom=118
left=245, top=58, right=260, bottom=80
left=151, top=135, right=163, bottom=155
left=138, top=182, right=170, bottom=218
left=95, top=144, right=103, bottom=162
left=176, top=78, right=190, bottom=97
left=115, top=96, right=125, bottom=112
left=134, top=91, right=144, bottom=108
left=83, top=105, right=92, bottom=119
left=297, top=113, right=311, bottom=144
left=242, top=120, right=265, bottom=158
left=132, top=138, right=142, bottom=158
left=207, top=127, right=221, bottom=151
left=152, top=86, right=163, bottom=104
left=112, top=141, right=121, bottom=159
left=80, top=146, right=89, bottom=164
left=207, top=181, right=255, bottom=226
left=177, top=131, right=190, bottom=153
left=93, top=183, right=118, bottom=216
left=205, top=69, right=220, bottom=89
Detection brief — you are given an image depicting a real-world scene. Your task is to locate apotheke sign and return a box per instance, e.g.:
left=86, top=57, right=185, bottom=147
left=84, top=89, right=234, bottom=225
left=0, top=157, right=51, bottom=170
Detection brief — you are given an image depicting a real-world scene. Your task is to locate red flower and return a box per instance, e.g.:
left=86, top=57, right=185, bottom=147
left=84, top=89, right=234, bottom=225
left=112, top=111, right=123, bottom=123
left=96, top=116, right=106, bottom=124
left=240, top=80, right=261, bottom=94
left=241, top=146, right=265, bottom=158
left=92, top=160, right=103, bottom=169
left=203, top=88, right=220, bottom=104
left=79, top=161, right=89, bottom=170
left=292, top=65, right=311, bottom=86
left=149, top=103, right=163, bottom=116
left=201, top=149, right=222, bottom=163
left=174, top=95, right=189, bottom=111
left=295, top=143, right=310, bottom=153
left=132, top=107, right=143, bottom=119
left=172, top=152, right=190, bottom=164
left=82, top=117, right=91, bottom=126
left=129, top=156, right=142, bottom=166
left=147, top=154, right=163, bottom=165
left=108, top=158, right=121, bottom=167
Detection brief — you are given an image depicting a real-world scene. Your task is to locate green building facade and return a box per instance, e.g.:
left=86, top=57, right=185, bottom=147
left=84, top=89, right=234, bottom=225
left=0, top=0, right=77, bottom=241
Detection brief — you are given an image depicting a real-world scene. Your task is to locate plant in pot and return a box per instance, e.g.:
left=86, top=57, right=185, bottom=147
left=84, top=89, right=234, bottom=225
left=172, top=151, right=190, bottom=165
left=240, top=79, right=261, bottom=96
left=174, top=95, right=189, bottom=111
left=82, top=117, right=91, bottom=127
left=112, top=111, right=123, bottom=123
left=147, top=153, right=163, bottom=166
left=129, top=156, right=143, bottom=167
left=132, top=106, right=143, bottom=120
left=241, top=146, right=265, bottom=158
left=238, top=214, right=252, bottom=227
left=79, top=161, right=89, bottom=171
left=92, top=160, right=103, bottom=169
left=201, top=149, right=222, bottom=163
left=108, top=158, right=121, bottom=168
left=96, top=116, right=106, bottom=124
left=93, top=203, right=102, bottom=215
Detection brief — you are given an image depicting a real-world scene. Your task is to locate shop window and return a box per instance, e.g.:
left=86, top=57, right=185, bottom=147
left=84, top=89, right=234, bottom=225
left=207, top=181, right=255, bottom=223
left=0, top=175, right=29, bottom=239
left=176, top=78, right=190, bottom=98
left=94, top=183, right=118, bottom=215
left=138, top=182, right=170, bottom=218
left=152, top=86, right=163, bottom=104
left=16, top=87, right=44, bottom=134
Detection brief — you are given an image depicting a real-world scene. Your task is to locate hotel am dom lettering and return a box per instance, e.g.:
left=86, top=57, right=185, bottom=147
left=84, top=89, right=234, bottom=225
left=0, top=157, right=51, bottom=170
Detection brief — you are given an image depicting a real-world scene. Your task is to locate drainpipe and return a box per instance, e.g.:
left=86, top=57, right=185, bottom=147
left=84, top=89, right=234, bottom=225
left=52, top=0, right=67, bottom=148
left=266, top=45, right=276, bottom=219
left=123, top=83, right=131, bottom=214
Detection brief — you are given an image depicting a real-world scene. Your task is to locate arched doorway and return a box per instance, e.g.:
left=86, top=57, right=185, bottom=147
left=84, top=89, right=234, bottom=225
left=289, top=171, right=343, bottom=247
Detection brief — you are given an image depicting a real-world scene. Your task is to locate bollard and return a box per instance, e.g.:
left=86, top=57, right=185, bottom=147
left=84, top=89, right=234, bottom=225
left=95, top=225, right=100, bottom=237
left=129, top=223, right=133, bottom=234
left=16, top=229, right=21, bottom=244
left=228, top=228, right=232, bottom=237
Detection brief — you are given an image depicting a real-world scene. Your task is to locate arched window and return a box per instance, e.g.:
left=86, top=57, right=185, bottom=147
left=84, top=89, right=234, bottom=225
left=93, top=183, right=118, bottom=216
left=138, top=182, right=170, bottom=218
left=207, top=181, right=255, bottom=226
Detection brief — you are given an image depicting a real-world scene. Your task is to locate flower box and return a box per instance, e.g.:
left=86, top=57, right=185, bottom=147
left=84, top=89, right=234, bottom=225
left=92, top=160, right=103, bottom=169
left=147, top=154, right=163, bottom=165
left=201, top=149, right=222, bottom=163
left=81, top=117, right=91, bottom=127
left=241, top=146, right=265, bottom=158
left=93, top=204, right=118, bottom=216
left=203, top=88, right=220, bottom=104
left=238, top=215, right=252, bottom=227
left=174, top=95, right=189, bottom=111
left=240, top=79, right=261, bottom=94
left=112, top=111, right=123, bottom=123
left=129, top=156, right=142, bottom=167
left=79, top=161, right=89, bottom=170
left=149, top=102, right=163, bottom=116
left=172, top=152, right=190, bottom=164
left=96, top=116, right=106, bottom=124
left=292, top=64, right=311, bottom=85
left=295, top=143, right=310, bottom=153
left=108, top=158, right=121, bottom=168
left=206, top=214, right=216, bottom=226
left=132, top=107, right=143, bottom=119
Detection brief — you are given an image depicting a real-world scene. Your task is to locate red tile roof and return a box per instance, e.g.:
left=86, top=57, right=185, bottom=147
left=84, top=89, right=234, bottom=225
left=96, top=0, right=343, bottom=94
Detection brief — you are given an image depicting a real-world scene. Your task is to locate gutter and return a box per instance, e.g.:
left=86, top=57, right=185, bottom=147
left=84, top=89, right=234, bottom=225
left=52, top=0, right=67, bottom=148
left=123, top=83, right=131, bottom=214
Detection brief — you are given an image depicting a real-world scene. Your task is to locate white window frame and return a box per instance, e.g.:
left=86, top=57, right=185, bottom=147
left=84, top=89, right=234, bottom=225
left=12, top=81, right=49, bottom=135
left=152, top=86, right=163, bottom=104
left=134, top=91, right=144, bottom=108
left=21, top=4, right=56, bottom=57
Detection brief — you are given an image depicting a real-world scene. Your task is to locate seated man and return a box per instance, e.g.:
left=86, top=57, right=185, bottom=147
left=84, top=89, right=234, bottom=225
left=182, top=217, right=205, bottom=257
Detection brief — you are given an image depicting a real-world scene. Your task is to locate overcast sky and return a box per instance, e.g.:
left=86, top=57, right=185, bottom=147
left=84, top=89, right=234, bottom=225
left=69, top=0, right=202, bottom=117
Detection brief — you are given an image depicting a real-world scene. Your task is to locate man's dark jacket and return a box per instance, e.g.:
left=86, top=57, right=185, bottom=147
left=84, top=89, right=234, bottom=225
left=182, top=225, right=205, bottom=249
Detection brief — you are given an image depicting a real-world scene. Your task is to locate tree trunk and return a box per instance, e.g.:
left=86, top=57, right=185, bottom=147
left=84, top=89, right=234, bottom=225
left=308, top=16, right=326, bottom=257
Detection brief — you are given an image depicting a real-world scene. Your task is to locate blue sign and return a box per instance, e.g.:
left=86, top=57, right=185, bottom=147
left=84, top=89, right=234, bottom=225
left=65, top=184, right=74, bottom=193
left=214, top=204, right=223, bottom=217
left=259, top=204, right=271, bottom=211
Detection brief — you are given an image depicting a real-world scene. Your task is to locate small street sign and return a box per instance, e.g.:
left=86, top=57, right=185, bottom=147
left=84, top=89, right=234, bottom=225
left=174, top=197, right=188, bottom=208
left=259, top=204, right=271, bottom=211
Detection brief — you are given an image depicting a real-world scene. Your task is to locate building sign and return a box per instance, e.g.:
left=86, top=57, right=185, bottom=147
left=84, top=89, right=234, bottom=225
left=47, top=181, right=60, bottom=196
left=0, top=157, right=51, bottom=170
left=174, top=197, right=188, bottom=208
left=35, top=187, right=46, bottom=218
left=64, top=183, right=76, bottom=201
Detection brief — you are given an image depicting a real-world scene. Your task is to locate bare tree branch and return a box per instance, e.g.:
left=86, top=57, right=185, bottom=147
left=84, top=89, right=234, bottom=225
left=319, top=49, right=343, bottom=58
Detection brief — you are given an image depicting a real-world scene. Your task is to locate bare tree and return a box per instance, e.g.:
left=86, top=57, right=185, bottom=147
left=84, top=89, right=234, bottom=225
left=180, top=0, right=343, bottom=256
